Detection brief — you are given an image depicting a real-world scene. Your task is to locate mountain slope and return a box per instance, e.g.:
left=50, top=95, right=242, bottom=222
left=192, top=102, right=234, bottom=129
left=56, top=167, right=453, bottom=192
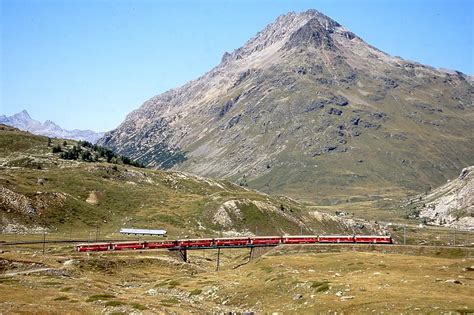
left=99, top=9, right=474, bottom=203
left=0, top=110, right=104, bottom=143
left=0, top=124, right=371, bottom=236
left=406, top=166, right=473, bottom=230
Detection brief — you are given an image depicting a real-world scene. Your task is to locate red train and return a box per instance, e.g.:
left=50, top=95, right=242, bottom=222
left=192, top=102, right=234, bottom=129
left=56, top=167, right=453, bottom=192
left=76, top=235, right=392, bottom=252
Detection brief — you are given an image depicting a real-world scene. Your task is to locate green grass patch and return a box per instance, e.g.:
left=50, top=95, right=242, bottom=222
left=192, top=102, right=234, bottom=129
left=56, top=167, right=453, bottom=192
left=161, top=297, right=179, bottom=306
left=167, top=280, right=180, bottom=288
left=86, top=294, right=115, bottom=302
left=189, top=289, right=202, bottom=296
left=130, top=302, right=147, bottom=310
left=53, top=296, right=69, bottom=301
left=260, top=266, right=273, bottom=273
left=311, top=281, right=330, bottom=293
left=105, top=300, right=126, bottom=307
left=60, top=287, right=73, bottom=292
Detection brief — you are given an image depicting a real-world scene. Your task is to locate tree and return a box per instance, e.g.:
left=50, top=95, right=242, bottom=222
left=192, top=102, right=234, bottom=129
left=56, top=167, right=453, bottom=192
left=47, top=138, right=52, bottom=147
left=52, top=144, right=62, bottom=153
left=81, top=150, right=92, bottom=161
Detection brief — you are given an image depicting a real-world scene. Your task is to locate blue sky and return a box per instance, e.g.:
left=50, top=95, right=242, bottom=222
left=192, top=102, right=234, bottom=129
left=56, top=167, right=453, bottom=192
left=1, top=0, right=473, bottom=132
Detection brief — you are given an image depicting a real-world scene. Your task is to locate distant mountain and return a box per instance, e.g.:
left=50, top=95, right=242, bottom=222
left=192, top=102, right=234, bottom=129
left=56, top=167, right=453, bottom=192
left=0, top=110, right=104, bottom=143
left=99, top=9, right=474, bottom=203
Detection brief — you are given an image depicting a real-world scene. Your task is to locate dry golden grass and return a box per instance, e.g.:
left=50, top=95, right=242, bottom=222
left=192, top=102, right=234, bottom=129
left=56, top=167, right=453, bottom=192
left=1, top=244, right=473, bottom=314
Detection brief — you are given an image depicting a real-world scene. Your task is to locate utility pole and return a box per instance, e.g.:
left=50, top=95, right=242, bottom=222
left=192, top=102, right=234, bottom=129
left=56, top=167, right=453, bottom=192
left=216, top=248, right=221, bottom=271
left=95, top=226, right=99, bottom=241
left=453, top=229, right=456, bottom=246
left=42, top=229, right=46, bottom=255
left=255, top=226, right=258, bottom=236
left=404, top=225, right=407, bottom=245
left=300, top=226, right=303, bottom=235
left=248, top=247, right=254, bottom=262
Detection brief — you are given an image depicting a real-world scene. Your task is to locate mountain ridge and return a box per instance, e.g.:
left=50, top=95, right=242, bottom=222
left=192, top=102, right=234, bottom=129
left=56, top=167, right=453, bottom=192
left=0, top=110, right=105, bottom=143
left=99, top=9, right=474, bottom=204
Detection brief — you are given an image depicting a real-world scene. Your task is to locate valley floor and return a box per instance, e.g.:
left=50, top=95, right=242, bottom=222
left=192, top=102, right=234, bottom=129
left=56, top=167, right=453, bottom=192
left=0, top=243, right=473, bottom=314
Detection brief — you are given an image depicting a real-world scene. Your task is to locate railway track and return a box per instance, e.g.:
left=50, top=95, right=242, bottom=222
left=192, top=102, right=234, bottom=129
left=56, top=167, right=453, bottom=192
left=1, top=237, right=470, bottom=250
left=0, top=239, right=128, bottom=246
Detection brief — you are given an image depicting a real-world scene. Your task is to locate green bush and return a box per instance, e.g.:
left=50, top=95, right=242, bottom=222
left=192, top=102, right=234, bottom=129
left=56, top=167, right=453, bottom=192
left=105, top=300, right=126, bottom=307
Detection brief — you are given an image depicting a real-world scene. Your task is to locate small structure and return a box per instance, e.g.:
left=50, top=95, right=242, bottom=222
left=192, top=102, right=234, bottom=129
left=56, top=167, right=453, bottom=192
left=119, top=228, right=167, bottom=236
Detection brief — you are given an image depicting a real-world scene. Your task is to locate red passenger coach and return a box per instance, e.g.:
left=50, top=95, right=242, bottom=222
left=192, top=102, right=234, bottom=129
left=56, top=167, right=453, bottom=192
left=251, top=236, right=281, bottom=245
left=354, top=235, right=392, bottom=244
left=178, top=239, right=213, bottom=247
left=111, top=242, right=145, bottom=250
left=214, top=237, right=250, bottom=247
left=319, top=235, right=354, bottom=243
left=282, top=235, right=319, bottom=244
left=144, top=240, right=177, bottom=249
left=76, top=243, right=111, bottom=252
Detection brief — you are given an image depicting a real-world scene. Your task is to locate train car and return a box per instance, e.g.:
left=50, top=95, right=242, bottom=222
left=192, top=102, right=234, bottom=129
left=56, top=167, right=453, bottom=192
left=144, top=240, right=178, bottom=249
left=282, top=235, right=319, bottom=244
left=354, top=235, right=392, bottom=244
left=214, top=237, right=250, bottom=247
left=318, top=235, right=355, bottom=243
left=76, top=243, right=111, bottom=252
left=111, top=241, right=145, bottom=250
left=250, top=236, right=282, bottom=245
left=177, top=238, right=213, bottom=248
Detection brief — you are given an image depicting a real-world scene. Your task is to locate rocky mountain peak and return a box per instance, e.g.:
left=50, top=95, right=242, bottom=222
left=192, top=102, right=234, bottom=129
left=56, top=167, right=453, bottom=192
left=44, top=120, right=60, bottom=128
left=221, top=9, right=356, bottom=63
left=13, top=110, right=31, bottom=120
left=0, top=111, right=104, bottom=143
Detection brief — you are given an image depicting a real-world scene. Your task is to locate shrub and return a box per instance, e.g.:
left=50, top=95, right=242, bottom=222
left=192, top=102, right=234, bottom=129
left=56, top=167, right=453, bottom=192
left=189, top=289, right=202, bottom=296
left=52, top=144, right=62, bottom=153
left=130, top=303, right=147, bottom=310
left=311, top=281, right=330, bottom=292
left=105, top=300, right=126, bottom=307
left=86, top=294, right=115, bottom=302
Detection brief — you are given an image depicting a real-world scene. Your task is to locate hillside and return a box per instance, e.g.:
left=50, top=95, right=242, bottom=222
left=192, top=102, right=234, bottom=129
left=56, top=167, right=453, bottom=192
left=0, top=110, right=104, bottom=143
left=98, top=9, right=474, bottom=204
left=405, top=166, right=473, bottom=230
left=0, top=124, right=369, bottom=236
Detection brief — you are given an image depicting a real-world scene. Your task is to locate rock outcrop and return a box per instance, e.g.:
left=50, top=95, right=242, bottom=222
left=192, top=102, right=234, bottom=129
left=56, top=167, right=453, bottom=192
left=415, top=166, right=473, bottom=230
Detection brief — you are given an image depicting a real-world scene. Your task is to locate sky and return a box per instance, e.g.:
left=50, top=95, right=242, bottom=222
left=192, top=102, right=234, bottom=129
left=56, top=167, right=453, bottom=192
left=1, top=0, right=473, bottom=132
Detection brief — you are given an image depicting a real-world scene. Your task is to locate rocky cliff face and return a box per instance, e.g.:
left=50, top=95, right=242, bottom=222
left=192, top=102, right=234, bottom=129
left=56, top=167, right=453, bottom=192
left=413, top=166, right=473, bottom=230
left=99, top=9, right=474, bottom=202
left=0, top=110, right=104, bottom=143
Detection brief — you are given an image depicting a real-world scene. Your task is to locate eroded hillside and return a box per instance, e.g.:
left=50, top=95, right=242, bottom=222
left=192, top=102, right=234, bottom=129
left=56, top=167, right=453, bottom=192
left=406, top=166, right=473, bottom=230
left=0, top=125, right=369, bottom=236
